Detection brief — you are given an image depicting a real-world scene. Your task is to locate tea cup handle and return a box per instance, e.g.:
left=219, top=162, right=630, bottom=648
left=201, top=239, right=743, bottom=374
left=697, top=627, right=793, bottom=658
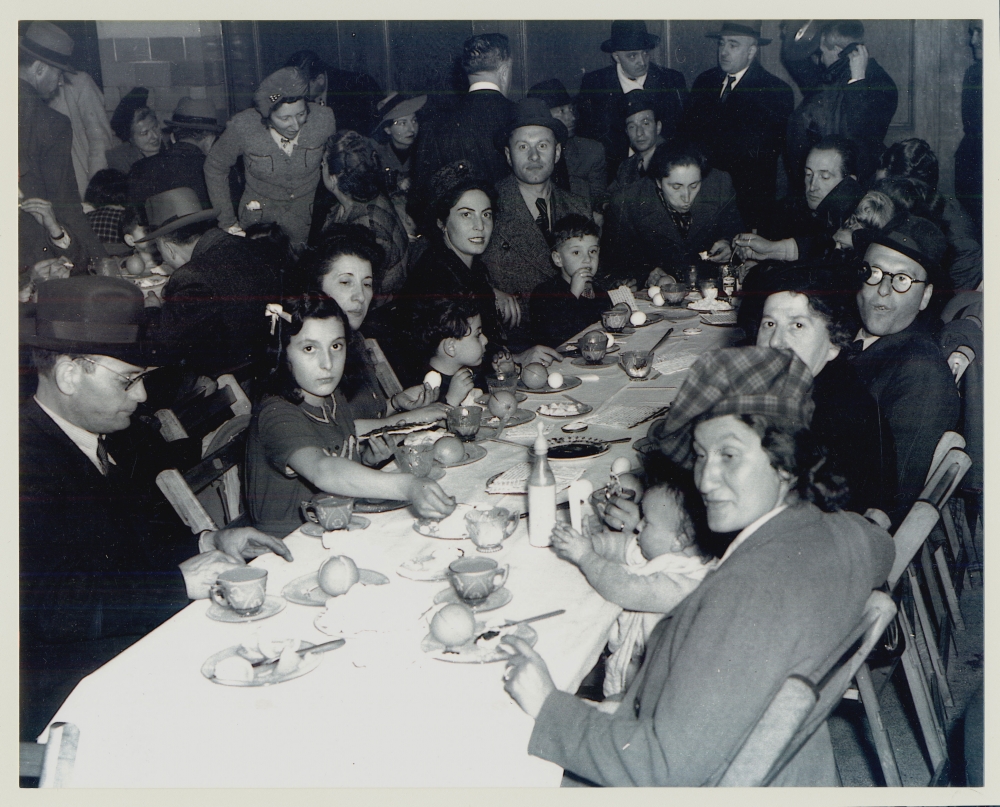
left=301, top=502, right=319, bottom=523
left=493, top=565, right=509, bottom=589
left=209, top=583, right=228, bottom=608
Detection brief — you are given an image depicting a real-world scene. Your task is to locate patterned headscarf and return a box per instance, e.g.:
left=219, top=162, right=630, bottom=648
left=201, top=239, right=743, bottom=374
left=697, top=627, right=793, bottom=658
left=648, top=346, right=816, bottom=468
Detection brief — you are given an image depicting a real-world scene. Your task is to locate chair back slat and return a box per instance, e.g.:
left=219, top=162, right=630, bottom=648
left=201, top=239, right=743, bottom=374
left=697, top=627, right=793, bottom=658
left=364, top=337, right=404, bottom=399
left=20, top=722, right=80, bottom=787
left=924, top=431, right=965, bottom=485
left=888, top=502, right=941, bottom=590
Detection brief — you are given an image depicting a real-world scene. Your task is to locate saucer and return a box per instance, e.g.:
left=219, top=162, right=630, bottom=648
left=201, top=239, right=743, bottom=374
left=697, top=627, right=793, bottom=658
left=570, top=355, right=618, bottom=368
left=301, top=515, right=371, bottom=537
left=397, top=545, right=466, bottom=581
left=475, top=391, right=527, bottom=405
left=558, top=344, right=620, bottom=357
left=422, top=622, right=536, bottom=663
left=479, top=408, right=536, bottom=429
left=632, top=312, right=665, bottom=327
left=537, top=402, right=593, bottom=419
left=518, top=376, right=582, bottom=394
left=435, top=443, right=487, bottom=468
left=202, top=639, right=322, bottom=686
left=660, top=308, right=699, bottom=321
left=433, top=586, right=513, bottom=613
left=283, top=569, right=390, bottom=606
left=546, top=436, right=610, bottom=461
left=207, top=595, right=286, bottom=623
left=354, top=498, right=408, bottom=513
left=413, top=504, right=477, bottom=540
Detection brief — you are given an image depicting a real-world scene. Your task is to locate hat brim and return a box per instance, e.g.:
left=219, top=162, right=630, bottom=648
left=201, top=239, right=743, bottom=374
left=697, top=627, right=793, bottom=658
left=498, top=118, right=569, bottom=151
left=18, top=39, right=76, bottom=73
left=601, top=34, right=660, bottom=53
left=136, top=207, right=219, bottom=243
left=164, top=119, right=225, bottom=134
left=20, top=314, right=162, bottom=366
left=376, top=95, right=427, bottom=128
left=704, top=31, right=771, bottom=45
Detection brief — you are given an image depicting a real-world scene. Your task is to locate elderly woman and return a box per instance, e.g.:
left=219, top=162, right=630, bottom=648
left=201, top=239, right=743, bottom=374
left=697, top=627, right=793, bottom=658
left=300, top=224, right=444, bottom=425
left=106, top=87, right=164, bottom=173
left=204, top=67, right=336, bottom=251
left=744, top=265, right=897, bottom=516
left=604, top=140, right=743, bottom=289
left=501, top=346, right=894, bottom=786
left=317, top=131, right=409, bottom=297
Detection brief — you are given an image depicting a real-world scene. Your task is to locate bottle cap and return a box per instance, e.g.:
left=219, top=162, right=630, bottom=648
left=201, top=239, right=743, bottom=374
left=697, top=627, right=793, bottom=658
left=533, top=420, right=548, bottom=455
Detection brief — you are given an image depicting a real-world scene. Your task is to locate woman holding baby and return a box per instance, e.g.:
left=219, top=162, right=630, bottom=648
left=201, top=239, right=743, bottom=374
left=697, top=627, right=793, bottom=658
left=500, top=345, right=895, bottom=786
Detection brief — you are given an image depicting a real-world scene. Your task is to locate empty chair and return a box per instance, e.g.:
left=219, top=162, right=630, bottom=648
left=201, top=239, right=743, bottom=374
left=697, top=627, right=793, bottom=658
left=20, top=722, right=79, bottom=787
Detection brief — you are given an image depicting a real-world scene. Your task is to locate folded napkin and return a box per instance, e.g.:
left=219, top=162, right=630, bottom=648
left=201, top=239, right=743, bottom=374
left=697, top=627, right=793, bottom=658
left=486, top=462, right=585, bottom=494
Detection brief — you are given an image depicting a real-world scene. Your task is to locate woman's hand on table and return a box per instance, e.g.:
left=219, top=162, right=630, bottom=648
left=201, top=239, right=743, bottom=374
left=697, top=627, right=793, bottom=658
left=391, top=382, right=439, bottom=412
left=514, top=345, right=561, bottom=368
left=406, top=478, right=457, bottom=520
left=603, top=497, right=641, bottom=534
left=213, top=527, right=294, bottom=563
left=502, top=635, right=556, bottom=719
left=550, top=523, right=595, bottom=566
left=494, top=289, right=522, bottom=328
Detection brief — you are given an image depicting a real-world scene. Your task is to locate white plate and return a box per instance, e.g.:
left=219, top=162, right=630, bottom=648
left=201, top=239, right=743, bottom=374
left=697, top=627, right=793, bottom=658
left=479, top=408, right=536, bottom=430
left=206, top=595, right=286, bottom=623
left=413, top=504, right=478, bottom=540
left=537, top=402, right=594, bottom=419
left=433, top=586, right=513, bottom=613
left=475, top=391, right=527, bottom=405
left=518, top=376, right=583, bottom=394
left=546, top=436, right=611, bottom=461
left=202, top=640, right=322, bottom=686
left=301, top=515, right=371, bottom=537
left=283, top=569, right=389, bottom=606
left=435, top=443, right=488, bottom=468
left=687, top=299, right=733, bottom=312
left=397, top=546, right=467, bottom=581
left=422, top=623, right=536, bottom=663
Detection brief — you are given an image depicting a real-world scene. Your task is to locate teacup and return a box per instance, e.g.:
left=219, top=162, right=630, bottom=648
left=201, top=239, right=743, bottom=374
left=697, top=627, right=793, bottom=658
left=602, top=305, right=630, bottom=332
left=487, top=374, right=519, bottom=396
left=447, top=405, right=483, bottom=442
left=620, top=350, right=653, bottom=379
left=209, top=567, right=267, bottom=616
left=465, top=507, right=518, bottom=552
left=448, top=556, right=509, bottom=603
left=302, top=493, right=354, bottom=531
left=394, top=441, right=436, bottom=478
left=577, top=330, right=609, bottom=364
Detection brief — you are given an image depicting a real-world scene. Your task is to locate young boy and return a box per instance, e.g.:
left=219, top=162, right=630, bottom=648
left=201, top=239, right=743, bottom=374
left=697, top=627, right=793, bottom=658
left=416, top=297, right=489, bottom=407
left=529, top=214, right=610, bottom=348
left=550, top=454, right=717, bottom=700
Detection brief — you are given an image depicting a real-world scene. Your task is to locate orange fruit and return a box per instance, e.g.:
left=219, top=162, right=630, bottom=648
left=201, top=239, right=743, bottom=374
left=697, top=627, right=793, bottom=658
left=434, top=435, right=466, bottom=464
left=488, top=391, right=518, bottom=418
left=521, top=363, right=548, bottom=389
left=317, top=555, right=360, bottom=597
left=430, top=603, right=476, bottom=648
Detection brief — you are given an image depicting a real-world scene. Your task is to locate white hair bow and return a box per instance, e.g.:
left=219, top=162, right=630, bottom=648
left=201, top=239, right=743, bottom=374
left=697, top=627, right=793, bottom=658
left=265, top=303, right=292, bottom=335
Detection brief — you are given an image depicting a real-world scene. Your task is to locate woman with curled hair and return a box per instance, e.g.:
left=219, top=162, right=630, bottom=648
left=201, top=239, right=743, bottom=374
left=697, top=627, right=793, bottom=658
left=875, top=138, right=982, bottom=290
left=741, top=265, right=896, bottom=516
left=315, top=131, right=409, bottom=296
left=204, top=67, right=336, bottom=251
left=501, top=346, right=895, bottom=786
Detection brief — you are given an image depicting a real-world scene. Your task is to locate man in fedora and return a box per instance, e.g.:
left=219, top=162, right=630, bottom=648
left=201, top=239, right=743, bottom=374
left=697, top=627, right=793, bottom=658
left=684, top=21, right=794, bottom=231
left=19, top=21, right=105, bottom=263
left=20, top=276, right=293, bottom=739
left=527, top=79, right=607, bottom=218
left=128, top=97, right=225, bottom=209
left=143, top=187, right=283, bottom=382
left=481, top=99, right=590, bottom=354
left=576, top=21, right=687, bottom=178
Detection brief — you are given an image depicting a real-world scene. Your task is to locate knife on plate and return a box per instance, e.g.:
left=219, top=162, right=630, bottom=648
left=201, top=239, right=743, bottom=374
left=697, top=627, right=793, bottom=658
left=251, top=638, right=346, bottom=668
left=475, top=609, right=566, bottom=642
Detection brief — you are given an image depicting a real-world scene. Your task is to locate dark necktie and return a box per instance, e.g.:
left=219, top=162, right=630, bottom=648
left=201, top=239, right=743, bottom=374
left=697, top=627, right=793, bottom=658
left=535, top=197, right=550, bottom=235
left=720, top=74, right=736, bottom=103
left=669, top=208, right=692, bottom=237
left=96, top=436, right=111, bottom=476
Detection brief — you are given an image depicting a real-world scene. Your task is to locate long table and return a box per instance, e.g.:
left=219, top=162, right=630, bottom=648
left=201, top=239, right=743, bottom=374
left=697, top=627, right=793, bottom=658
left=44, top=303, right=737, bottom=787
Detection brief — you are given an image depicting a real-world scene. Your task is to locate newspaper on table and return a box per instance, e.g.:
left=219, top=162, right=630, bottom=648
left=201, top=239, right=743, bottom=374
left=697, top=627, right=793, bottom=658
left=486, top=462, right=586, bottom=495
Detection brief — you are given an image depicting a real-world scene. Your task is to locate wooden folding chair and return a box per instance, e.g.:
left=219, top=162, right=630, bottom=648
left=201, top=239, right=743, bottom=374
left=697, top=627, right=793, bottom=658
left=20, top=722, right=79, bottom=787
left=717, top=591, right=896, bottom=786
left=364, top=337, right=404, bottom=401
left=854, top=442, right=971, bottom=786
left=155, top=373, right=251, bottom=457
left=156, top=424, right=249, bottom=534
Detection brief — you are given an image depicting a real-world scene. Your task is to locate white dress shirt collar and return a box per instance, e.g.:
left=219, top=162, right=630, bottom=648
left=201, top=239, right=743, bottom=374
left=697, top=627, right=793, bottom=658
left=34, top=396, right=114, bottom=475
left=617, top=64, right=648, bottom=93
left=721, top=65, right=751, bottom=95
left=468, top=81, right=503, bottom=94
left=717, top=504, right=788, bottom=567
left=855, top=328, right=881, bottom=350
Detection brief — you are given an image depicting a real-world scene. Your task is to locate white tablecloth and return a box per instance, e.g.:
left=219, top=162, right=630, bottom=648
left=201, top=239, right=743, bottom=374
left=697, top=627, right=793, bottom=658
left=46, top=304, right=737, bottom=787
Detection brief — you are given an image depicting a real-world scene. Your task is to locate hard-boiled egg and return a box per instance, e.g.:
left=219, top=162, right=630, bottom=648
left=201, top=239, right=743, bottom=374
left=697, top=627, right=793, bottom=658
left=651, top=293, right=665, bottom=307
left=647, top=285, right=660, bottom=297
left=611, top=457, right=632, bottom=476
left=604, top=333, right=616, bottom=348
left=629, top=311, right=647, bottom=326
left=547, top=371, right=564, bottom=389
left=423, top=370, right=442, bottom=389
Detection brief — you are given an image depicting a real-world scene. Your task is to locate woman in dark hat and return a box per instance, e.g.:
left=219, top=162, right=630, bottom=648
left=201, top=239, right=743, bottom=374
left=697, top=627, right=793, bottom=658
left=501, top=345, right=894, bottom=786
left=372, top=92, right=427, bottom=217
left=106, top=87, right=164, bottom=173
left=203, top=67, right=337, bottom=251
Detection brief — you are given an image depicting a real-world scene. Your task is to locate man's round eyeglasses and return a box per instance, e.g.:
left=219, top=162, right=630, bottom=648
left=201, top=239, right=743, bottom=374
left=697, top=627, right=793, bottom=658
left=74, top=357, right=152, bottom=391
left=862, top=262, right=927, bottom=294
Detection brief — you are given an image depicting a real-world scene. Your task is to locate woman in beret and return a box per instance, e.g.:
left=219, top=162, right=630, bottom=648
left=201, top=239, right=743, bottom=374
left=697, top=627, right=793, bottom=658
left=501, top=346, right=894, bottom=786
left=204, top=67, right=336, bottom=251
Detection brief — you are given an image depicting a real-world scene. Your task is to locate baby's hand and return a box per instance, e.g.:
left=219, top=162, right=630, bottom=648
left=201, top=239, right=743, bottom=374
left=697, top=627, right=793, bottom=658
left=550, top=523, right=594, bottom=565
left=446, top=369, right=475, bottom=407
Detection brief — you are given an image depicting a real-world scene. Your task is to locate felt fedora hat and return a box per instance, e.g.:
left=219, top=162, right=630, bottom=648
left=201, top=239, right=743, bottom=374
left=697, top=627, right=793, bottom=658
left=137, top=187, right=218, bottom=243
left=19, top=21, right=75, bottom=72
left=601, top=21, right=660, bottom=53
left=705, top=21, right=772, bottom=45
left=165, top=97, right=225, bottom=134
left=20, top=276, right=159, bottom=365
left=498, top=97, right=568, bottom=148
left=527, top=79, right=573, bottom=110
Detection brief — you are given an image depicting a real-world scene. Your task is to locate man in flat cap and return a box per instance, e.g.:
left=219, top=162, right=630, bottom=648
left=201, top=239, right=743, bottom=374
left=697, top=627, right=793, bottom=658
left=128, top=97, right=224, bottom=209
left=685, top=22, right=794, bottom=231
left=576, top=21, right=687, bottom=179
left=848, top=215, right=959, bottom=519
left=19, top=21, right=104, bottom=263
